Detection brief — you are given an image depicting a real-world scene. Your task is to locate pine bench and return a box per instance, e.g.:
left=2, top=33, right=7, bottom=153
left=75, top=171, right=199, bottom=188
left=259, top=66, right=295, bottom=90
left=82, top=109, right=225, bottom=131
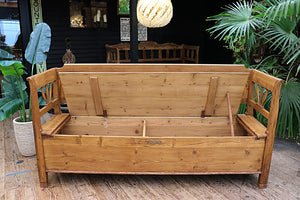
left=105, top=41, right=199, bottom=63
left=27, top=64, right=283, bottom=188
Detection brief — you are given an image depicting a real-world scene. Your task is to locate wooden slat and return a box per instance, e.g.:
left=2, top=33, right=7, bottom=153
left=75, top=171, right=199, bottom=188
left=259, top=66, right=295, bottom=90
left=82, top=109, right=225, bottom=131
left=60, top=64, right=250, bottom=73
left=59, top=72, right=249, bottom=117
left=226, top=92, right=235, bottom=137
left=248, top=99, right=270, bottom=119
left=39, top=98, right=60, bottom=116
left=27, top=68, right=58, bottom=89
left=89, top=77, right=104, bottom=116
left=142, top=120, right=146, bottom=137
left=42, top=114, right=71, bottom=136
left=158, top=49, right=162, bottom=59
left=258, top=78, right=283, bottom=188
left=204, top=77, right=219, bottom=116
left=43, top=135, right=265, bottom=173
left=237, top=114, right=267, bottom=138
left=251, top=70, right=282, bottom=91
left=125, top=50, right=129, bottom=60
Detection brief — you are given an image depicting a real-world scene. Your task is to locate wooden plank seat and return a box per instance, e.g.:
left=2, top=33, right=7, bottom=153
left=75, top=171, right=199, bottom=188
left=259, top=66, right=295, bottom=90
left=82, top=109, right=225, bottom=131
left=41, top=113, right=71, bottom=136
left=27, top=64, right=283, bottom=189
left=105, top=41, right=199, bottom=63
left=237, top=114, right=267, bottom=139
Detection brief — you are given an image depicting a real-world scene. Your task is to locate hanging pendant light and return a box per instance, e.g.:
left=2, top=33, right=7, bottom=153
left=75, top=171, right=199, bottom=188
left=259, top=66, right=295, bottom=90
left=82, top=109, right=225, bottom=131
left=137, top=0, right=173, bottom=28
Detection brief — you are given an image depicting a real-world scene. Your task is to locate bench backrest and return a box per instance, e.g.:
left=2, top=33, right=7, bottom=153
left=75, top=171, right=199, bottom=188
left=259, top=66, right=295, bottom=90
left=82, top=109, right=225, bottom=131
left=58, top=64, right=250, bottom=117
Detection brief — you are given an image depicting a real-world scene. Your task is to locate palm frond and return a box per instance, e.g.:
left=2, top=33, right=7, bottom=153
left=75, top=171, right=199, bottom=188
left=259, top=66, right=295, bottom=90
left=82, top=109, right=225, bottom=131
left=284, top=40, right=300, bottom=65
left=276, top=79, right=300, bottom=141
left=263, top=18, right=298, bottom=51
left=207, top=1, right=262, bottom=45
left=261, top=17, right=300, bottom=65
left=264, top=0, right=300, bottom=21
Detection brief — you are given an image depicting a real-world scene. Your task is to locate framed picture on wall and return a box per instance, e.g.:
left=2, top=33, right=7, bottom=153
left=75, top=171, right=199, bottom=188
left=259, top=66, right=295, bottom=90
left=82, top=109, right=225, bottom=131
left=118, top=0, right=130, bottom=15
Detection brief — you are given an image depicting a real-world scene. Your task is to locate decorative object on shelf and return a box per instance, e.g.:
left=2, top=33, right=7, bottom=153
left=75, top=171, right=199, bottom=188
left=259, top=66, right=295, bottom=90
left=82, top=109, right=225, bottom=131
left=69, top=0, right=108, bottom=28
left=62, top=37, right=76, bottom=64
left=137, top=0, right=173, bottom=28
left=70, top=15, right=84, bottom=28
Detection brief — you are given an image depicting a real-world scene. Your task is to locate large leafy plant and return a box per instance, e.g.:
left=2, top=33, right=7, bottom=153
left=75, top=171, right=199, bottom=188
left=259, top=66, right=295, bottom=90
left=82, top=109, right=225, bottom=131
left=0, top=22, right=51, bottom=122
left=0, top=61, right=28, bottom=121
left=207, top=0, right=300, bottom=142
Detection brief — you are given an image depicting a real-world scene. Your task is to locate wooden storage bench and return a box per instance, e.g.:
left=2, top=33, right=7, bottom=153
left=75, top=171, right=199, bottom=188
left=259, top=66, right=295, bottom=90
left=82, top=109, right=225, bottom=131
left=27, top=64, right=283, bottom=188
left=105, top=41, right=199, bottom=63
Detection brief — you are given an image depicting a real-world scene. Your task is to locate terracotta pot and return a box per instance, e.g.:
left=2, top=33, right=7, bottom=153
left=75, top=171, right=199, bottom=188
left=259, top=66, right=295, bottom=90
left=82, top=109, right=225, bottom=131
left=13, top=117, right=36, bottom=156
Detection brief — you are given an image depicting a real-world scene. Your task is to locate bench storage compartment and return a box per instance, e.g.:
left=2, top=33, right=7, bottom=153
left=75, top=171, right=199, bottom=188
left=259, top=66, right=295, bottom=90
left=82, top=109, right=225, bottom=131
left=27, top=64, right=282, bottom=188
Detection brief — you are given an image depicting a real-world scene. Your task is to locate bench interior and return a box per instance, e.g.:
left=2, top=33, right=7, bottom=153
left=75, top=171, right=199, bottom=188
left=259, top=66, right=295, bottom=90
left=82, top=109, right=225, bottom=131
left=61, top=116, right=248, bottom=137
left=57, top=70, right=251, bottom=138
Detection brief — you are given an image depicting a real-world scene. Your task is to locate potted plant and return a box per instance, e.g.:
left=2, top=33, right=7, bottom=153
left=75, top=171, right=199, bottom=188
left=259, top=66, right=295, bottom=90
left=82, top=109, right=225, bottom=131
left=0, top=22, right=51, bottom=156
left=0, top=61, right=33, bottom=155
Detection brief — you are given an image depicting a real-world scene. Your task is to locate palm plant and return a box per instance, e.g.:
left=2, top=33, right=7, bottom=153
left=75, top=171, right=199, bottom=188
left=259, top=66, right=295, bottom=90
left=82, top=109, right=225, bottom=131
left=207, top=1, right=262, bottom=62
left=207, top=0, right=300, bottom=142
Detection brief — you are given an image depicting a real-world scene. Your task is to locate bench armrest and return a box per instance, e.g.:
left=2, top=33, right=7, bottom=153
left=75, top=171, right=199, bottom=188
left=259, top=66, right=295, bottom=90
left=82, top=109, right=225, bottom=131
left=245, top=70, right=283, bottom=137
left=42, top=114, right=70, bottom=136
left=27, top=68, right=64, bottom=134
left=237, top=114, right=267, bottom=138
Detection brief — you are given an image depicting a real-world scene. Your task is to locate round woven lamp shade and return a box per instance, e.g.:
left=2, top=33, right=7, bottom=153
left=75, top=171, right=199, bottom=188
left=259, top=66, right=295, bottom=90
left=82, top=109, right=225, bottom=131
left=137, top=0, right=173, bottom=28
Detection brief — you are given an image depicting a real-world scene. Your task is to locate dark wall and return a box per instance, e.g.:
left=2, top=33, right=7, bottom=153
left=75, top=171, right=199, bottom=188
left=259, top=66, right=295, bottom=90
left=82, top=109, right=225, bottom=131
left=0, top=7, right=19, bottom=19
left=29, top=0, right=233, bottom=67
left=18, top=0, right=32, bottom=72
left=42, top=0, right=120, bottom=67
left=148, top=0, right=234, bottom=64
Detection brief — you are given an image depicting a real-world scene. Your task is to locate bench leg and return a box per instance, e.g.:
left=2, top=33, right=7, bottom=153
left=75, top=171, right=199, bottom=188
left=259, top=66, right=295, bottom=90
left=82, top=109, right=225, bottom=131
left=38, top=170, right=48, bottom=188
left=258, top=173, right=268, bottom=188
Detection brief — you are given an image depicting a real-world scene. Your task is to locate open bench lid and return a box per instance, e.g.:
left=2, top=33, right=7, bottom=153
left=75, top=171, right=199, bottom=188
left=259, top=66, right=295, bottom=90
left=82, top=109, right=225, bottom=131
left=58, top=64, right=250, bottom=117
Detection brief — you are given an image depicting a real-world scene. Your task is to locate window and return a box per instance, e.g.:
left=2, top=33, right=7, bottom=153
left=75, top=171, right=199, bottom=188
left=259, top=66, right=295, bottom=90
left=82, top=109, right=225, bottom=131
left=69, top=0, right=107, bottom=28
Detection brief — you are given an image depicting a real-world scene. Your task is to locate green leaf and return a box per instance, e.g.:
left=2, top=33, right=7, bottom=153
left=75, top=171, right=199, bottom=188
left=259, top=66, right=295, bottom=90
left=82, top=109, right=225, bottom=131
left=0, top=98, right=22, bottom=121
left=0, top=75, right=28, bottom=121
left=296, top=64, right=300, bottom=76
left=0, top=49, right=14, bottom=59
left=25, top=22, right=51, bottom=64
left=0, top=61, right=25, bottom=77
